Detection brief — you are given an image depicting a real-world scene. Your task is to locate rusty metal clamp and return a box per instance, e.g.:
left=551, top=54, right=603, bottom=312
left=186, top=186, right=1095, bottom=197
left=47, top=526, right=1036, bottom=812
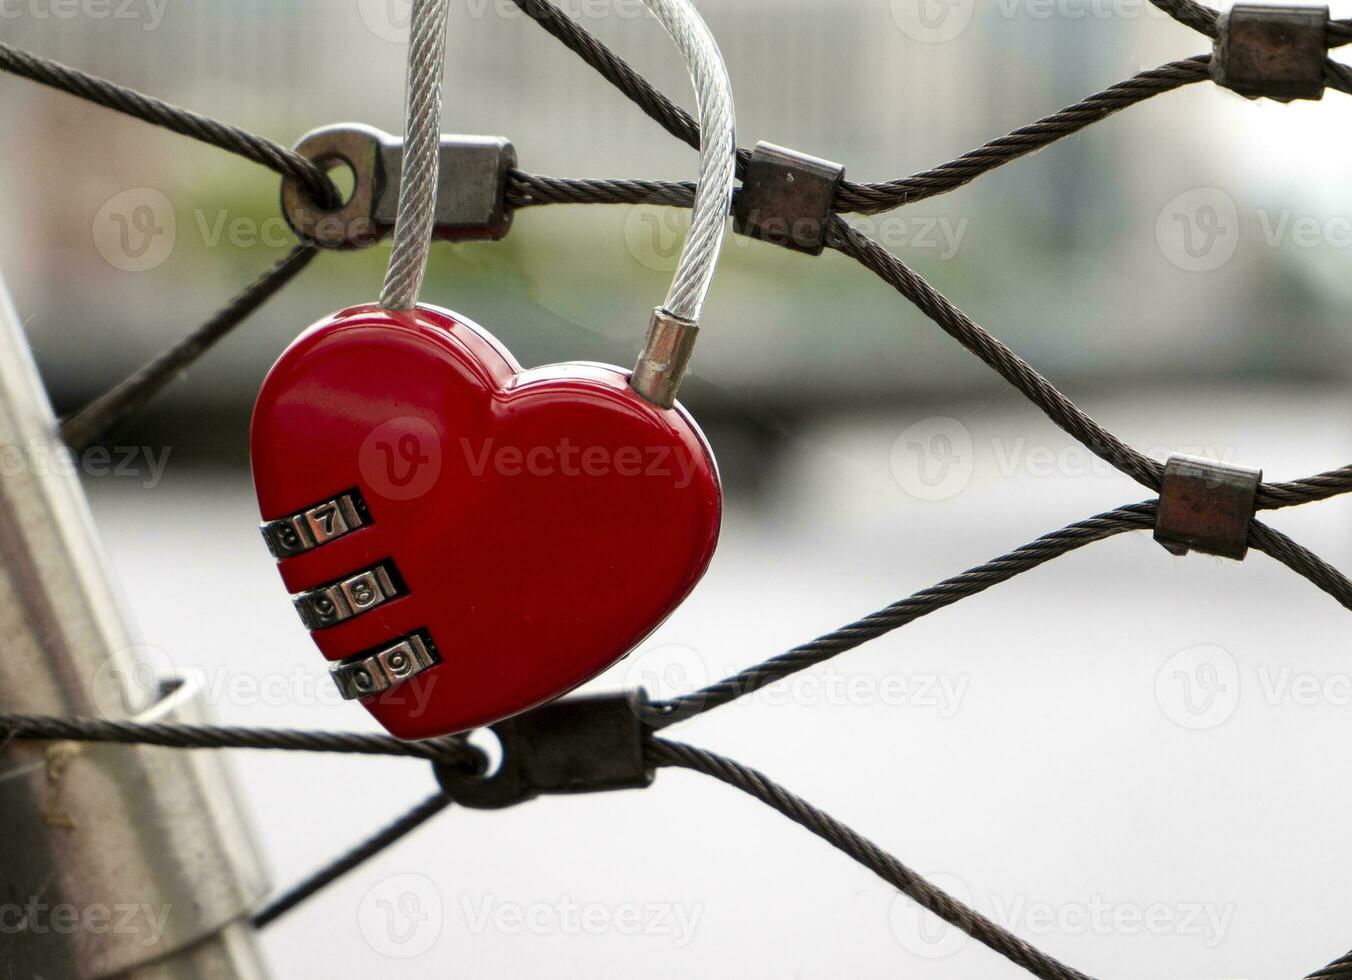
left=279, top=123, right=516, bottom=249
left=1213, top=4, right=1329, bottom=102
left=734, top=141, right=846, bottom=256
left=1154, top=453, right=1263, bottom=561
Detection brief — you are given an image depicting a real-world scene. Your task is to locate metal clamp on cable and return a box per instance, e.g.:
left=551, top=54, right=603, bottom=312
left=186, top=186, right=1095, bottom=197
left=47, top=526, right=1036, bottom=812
left=280, top=123, right=516, bottom=249
left=1154, top=454, right=1262, bottom=560
left=434, top=691, right=654, bottom=810
left=734, top=141, right=845, bottom=256
left=1212, top=4, right=1329, bottom=102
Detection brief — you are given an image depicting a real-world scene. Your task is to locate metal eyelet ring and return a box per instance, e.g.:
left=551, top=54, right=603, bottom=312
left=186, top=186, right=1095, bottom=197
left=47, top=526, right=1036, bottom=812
left=280, top=123, right=392, bottom=249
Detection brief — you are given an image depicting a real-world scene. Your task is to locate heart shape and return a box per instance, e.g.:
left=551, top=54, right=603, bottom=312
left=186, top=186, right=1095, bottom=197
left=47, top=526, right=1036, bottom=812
left=250, top=303, right=721, bottom=739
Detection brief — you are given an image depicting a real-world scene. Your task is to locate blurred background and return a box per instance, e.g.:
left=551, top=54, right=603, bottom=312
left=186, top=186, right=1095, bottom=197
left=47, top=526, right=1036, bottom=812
left=4, top=0, right=1352, bottom=976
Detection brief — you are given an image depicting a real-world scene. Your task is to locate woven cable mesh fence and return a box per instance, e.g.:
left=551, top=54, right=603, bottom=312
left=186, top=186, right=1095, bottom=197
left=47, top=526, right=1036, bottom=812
left=2, top=0, right=1352, bottom=976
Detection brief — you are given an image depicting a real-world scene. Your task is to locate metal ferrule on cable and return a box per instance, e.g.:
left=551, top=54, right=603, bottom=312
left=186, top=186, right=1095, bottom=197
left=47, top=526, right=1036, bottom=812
left=629, top=0, right=737, bottom=409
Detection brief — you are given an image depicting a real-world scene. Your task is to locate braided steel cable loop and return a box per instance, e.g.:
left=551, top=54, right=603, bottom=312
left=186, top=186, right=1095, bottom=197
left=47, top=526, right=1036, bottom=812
left=380, top=0, right=451, bottom=310
left=639, top=0, right=736, bottom=323
left=379, top=0, right=734, bottom=323
left=625, top=0, right=736, bottom=407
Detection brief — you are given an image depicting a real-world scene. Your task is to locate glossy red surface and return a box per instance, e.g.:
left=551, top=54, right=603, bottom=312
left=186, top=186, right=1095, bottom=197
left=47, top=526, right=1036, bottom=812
left=250, top=303, right=722, bottom=739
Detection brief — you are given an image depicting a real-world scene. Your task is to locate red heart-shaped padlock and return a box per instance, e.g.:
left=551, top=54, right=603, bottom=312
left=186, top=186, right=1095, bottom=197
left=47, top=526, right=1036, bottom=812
left=251, top=303, right=721, bottom=739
